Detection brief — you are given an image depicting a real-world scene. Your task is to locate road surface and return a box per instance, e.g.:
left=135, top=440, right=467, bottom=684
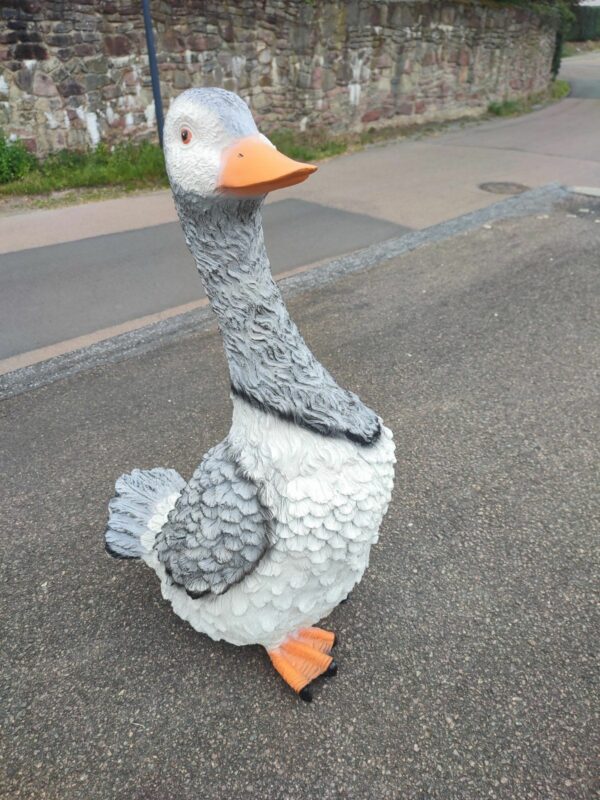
left=1, top=195, right=598, bottom=800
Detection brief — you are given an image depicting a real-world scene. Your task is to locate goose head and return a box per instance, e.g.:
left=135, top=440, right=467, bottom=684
left=163, top=88, right=317, bottom=199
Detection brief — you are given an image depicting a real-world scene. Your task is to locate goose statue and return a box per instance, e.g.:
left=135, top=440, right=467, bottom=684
left=105, top=88, right=395, bottom=701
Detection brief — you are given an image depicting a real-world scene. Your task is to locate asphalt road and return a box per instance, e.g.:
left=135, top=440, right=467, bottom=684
left=561, top=51, right=600, bottom=99
left=2, top=198, right=598, bottom=799
left=0, top=199, right=405, bottom=360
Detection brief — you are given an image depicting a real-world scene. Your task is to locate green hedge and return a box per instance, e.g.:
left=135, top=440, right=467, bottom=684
left=568, top=7, right=600, bottom=39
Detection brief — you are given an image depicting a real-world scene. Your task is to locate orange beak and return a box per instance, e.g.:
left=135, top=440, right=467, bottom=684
left=218, top=136, right=317, bottom=197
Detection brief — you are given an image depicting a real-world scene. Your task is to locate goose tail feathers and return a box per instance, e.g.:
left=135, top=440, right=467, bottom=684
left=104, top=468, right=185, bottom=559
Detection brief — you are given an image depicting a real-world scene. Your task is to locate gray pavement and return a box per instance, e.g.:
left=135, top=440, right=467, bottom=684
left=2, top=196, right=598, bottom=799
left=561, top=51, right=600, bottom=99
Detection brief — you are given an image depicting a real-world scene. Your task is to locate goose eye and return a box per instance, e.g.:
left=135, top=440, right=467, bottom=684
left=180, top=127, right=192, bottom=145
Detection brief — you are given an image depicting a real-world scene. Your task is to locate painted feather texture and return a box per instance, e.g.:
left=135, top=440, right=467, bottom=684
left=174, top=191, right=381, bottom=446
left=105, top=468, right=185, bottom=558
left=155, top=440, right=272, bottom=597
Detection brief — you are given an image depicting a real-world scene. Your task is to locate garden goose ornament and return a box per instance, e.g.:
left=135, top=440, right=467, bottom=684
left=105, top=88, right=395, bottom=701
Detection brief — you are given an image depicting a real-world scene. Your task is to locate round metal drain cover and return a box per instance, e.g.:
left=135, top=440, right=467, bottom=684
left=479, top=181, right=530, bottom=195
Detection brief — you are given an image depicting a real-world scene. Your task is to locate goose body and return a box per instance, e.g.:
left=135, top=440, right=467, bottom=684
left=150, top=400, right=395, bottom=649
left=105, top=88, right=395, bottom=698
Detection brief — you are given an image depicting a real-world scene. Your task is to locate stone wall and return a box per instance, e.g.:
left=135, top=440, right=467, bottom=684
left=0, top=0, right=557, bottom=155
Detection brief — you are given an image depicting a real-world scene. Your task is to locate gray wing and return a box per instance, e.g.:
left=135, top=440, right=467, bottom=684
left=155, top=440, right=272, bottom=597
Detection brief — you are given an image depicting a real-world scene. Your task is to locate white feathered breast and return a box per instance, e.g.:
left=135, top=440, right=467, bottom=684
left=152, top=398, right=395, bottom=649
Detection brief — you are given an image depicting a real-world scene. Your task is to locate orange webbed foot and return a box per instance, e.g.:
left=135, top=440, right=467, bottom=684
left=267, top=627, right=337, bottom=701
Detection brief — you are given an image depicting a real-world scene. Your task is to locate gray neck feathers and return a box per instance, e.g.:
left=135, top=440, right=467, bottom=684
left=174, top=189, right=380, bottom=446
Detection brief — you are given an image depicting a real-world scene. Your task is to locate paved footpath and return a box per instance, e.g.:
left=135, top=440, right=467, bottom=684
left=1, top=53, right=599, bottom=369
left=1, top=191, right=598, bottom=800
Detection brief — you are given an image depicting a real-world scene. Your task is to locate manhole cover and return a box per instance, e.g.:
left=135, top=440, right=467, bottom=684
left=479, top=181, right=530, bottom=195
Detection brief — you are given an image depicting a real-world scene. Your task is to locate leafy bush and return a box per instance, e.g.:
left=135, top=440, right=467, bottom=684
left=568, top=7, right=600, bottom=40
left=488, top=99, right=525, bottom=116
left=552, top=29, right=564, bottom=77
left=32, top=141, right=167, bottom=192
left=270, top=129, right=347, bottom=162
left=0, top=139, right=168, bottom=196
left=498, top=0, right=579, bottom=27
left=551, top=78, right=571, bottom=99
left=0, top=133, right=36, bottom=184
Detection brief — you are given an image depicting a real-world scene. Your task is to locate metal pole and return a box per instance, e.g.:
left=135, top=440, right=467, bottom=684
left=141, top=0, right=164, bottom=148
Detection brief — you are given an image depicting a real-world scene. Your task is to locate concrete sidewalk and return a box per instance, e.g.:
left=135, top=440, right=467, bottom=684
left=2, top=195, right=598, bottom=800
